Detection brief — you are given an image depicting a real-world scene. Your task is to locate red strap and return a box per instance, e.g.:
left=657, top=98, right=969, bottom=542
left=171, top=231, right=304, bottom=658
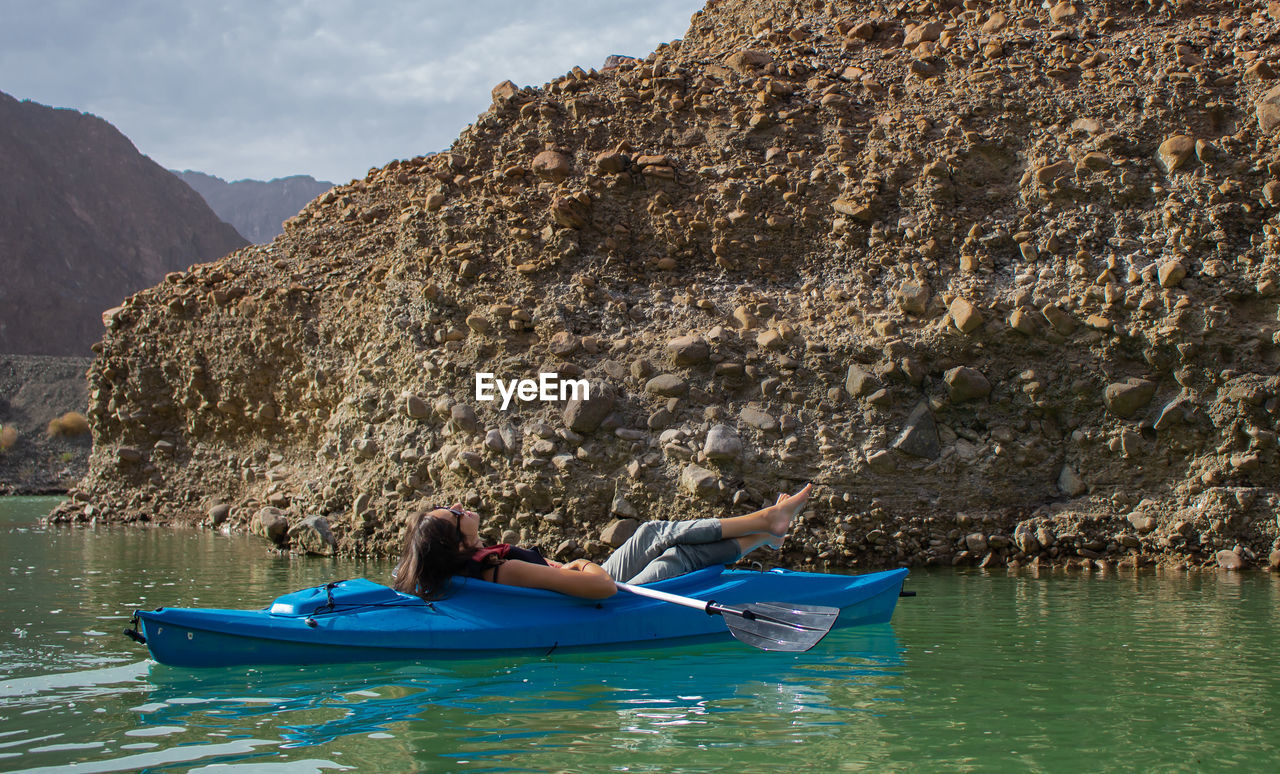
left=471, top=544, right=511, bottom=563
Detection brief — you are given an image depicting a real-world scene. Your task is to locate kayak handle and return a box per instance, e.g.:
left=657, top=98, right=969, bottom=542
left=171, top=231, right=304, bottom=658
left=124, top=614, right=146, bottom=645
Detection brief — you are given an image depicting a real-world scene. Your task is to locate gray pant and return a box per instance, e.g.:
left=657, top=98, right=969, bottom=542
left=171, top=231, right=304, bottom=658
left=600, top=519, right=742, bottom=585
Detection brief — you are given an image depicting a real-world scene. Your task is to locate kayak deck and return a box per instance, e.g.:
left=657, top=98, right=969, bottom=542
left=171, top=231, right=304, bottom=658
left=130, top=566, right=909, bottom=667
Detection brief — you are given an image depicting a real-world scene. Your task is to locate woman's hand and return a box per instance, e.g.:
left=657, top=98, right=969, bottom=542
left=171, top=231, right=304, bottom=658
left=562, top=559, right=596, bottom=572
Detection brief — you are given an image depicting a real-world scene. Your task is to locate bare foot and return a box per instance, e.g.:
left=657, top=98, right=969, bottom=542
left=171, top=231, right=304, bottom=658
left=761, top=494, right=786, bottom=549
left=765, top=484, right=811, bottom=542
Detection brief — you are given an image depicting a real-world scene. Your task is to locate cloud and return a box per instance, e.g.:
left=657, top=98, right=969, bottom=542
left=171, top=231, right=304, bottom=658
left=0, top=0, right=705, bottom=182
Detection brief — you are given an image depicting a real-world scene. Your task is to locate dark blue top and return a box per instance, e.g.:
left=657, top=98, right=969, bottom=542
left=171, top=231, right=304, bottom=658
left=461, top=544, right=549, bottom=582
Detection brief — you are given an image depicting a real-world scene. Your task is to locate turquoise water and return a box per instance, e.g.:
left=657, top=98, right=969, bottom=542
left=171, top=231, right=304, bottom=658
left=1, top=495, right=1278, bottom=772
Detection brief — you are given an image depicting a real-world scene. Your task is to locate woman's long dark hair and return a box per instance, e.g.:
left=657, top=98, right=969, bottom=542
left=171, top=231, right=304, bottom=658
left=392, top=509, right=473, bottom=600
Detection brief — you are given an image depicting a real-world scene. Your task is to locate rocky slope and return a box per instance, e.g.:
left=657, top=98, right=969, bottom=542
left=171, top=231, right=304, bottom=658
left=52, top=0, right=1280, bottom=572
left=174, top=171, right=335, bottom=244
left=0, top=91, right=248, bottom=356
left=1, top=356, right=94, bottom=494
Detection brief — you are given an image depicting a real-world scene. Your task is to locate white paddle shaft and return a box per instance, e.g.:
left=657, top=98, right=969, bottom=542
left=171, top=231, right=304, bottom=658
left=614, top=581, right=712, bottom=613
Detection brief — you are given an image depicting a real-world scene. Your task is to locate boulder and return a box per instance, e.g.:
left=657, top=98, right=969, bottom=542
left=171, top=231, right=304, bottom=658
left=867, top=449, right=896, bottom=471
left=404, top=394, right=429, bottom=419
left=680, top=464, right=720, bottom=499
left=1058, top=466, right=1087, bottom=497
left=1215, top=550, right=1245, bottom=570
left=704, top=424, right=743, bottom=461
left=1049, top=2, right=1079, bottom=24
left=484, top=428, right=507, bottom=454
left=289, top=515, right=337, bottom=556
left=1009, top=307, right=1039, bottom=335
left=1158, top=261, right=1186, bottom=288
left=550, top=196, right=588, bottom=229
left=549, top=331, right=581, bottom=356
left=609, top=490, right=639, bottom=519
left=667, top=335, right=709, bottom=366
left=903, top=21, right=944, bottom=46
left=1014, top=523, right=1041, bottom=553
left=1127, top=512, right=1157, bottom=534
left=1035, top=160, right=1074, bottom=186
left=251, top=507, right=290, bottom=545
left=1104, top=379, right=1157, bottom=418
left=949, top=297, right=984, bottom=333
left=1257, top=85, right=1280, bottom=134
left=595, top=152, right=629, bottom=173
left=601, top=517, right=639, bottom=547
left=892, top=403, right=940, bottom=459
left=1041, top=304, right=1076, bottom=334
left=450, top=404, right=481, bottom=434
left=645, top=374, right=689, bottom=397
left=845, top=365, right=881, bottom=397
left=563, top=383, right=615, bottom=433
left=833, top=198, right=873, bottom=219
left=1157, top=135, right=1196, bottom=173
left=981, top=12, right=1008, bottom=33
left=491, top=80, right=519, bottom=102
left=726, top=49, right=772, bottom=73
left=207, top=503, right=231, bottom=527
left=1154, top=397, right=1193, bottom=431
left=944, top=366, right=991, bottom=402
left=531, top=150, right=572, bottom=180
left=756, top=330, right=786, bottom=351
left=1036, top=525, right=1057, bottom=548
left=1265, top=181, right=1280, bottom=206
left=498, top=424, right=520, bottom=454
left=895, top=282, right=930, bottom=315
left=740, top=406, right=779, bottom=433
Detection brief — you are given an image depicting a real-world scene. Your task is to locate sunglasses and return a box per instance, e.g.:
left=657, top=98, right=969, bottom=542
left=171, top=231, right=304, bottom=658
left=432, top=505, right=466, bottom=531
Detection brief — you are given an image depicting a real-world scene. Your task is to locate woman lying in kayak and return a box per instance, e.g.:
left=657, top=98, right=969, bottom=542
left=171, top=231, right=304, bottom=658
left=393, top=484, right=812, bottom=600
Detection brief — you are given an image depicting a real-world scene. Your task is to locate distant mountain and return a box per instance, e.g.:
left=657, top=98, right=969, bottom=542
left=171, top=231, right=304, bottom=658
left=0, top=90, right=248, bottom=356
left=174, top=171, right=334, bottom=244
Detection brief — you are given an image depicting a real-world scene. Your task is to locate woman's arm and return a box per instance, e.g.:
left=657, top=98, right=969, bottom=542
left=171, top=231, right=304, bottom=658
left=492, top=559, right=617, bottom=599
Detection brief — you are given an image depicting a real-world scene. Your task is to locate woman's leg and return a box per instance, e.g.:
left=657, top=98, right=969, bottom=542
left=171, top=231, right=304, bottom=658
left=602, top=485, right=811, bottom=584
left=600, top=519, right=724, bottom=582
left=622, top=534, right=780, bottom=585
left=715, top=484, right=811, bottom=541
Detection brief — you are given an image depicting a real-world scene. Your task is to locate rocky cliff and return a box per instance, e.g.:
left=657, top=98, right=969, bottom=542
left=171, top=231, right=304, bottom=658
left=0, top=91, right=248, bottom=356
left=174, top=171, right=335, bottom=245
left=52, top=0, right=1280, bottom=572
left=1, top=356, right=94, bottom=494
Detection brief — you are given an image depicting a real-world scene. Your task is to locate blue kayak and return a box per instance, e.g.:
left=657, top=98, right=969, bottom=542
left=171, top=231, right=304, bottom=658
left=127, top=566, right=908, bottom=667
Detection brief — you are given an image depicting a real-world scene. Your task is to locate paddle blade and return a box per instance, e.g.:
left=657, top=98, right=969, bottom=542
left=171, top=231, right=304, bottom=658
left=719, top=602, right=840, bottom=653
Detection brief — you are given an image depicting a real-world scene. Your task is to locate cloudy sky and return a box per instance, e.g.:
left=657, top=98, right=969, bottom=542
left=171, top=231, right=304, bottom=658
left=0, top=0, right=705, bottom=184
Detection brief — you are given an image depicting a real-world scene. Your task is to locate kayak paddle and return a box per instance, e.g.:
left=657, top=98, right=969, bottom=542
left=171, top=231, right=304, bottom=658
left=615, top=581, right=838, bottom=652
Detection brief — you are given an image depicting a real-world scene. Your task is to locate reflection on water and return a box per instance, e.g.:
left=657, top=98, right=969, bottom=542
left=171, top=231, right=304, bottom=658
left=0, top=628, right=904, bottom=772
left=2, top=496, right=1279, bottom=772
left=129, top=626, right=903, bottom=771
